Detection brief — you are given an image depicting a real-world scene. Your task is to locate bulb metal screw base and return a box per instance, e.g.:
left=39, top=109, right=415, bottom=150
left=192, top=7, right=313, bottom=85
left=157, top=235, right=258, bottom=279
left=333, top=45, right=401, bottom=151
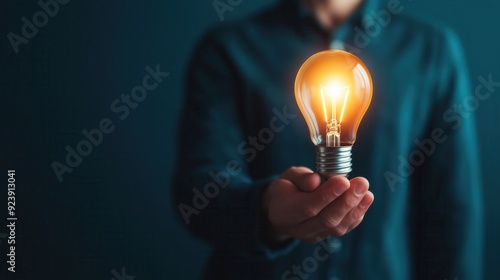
left=316, top=145, right=352, bottom=178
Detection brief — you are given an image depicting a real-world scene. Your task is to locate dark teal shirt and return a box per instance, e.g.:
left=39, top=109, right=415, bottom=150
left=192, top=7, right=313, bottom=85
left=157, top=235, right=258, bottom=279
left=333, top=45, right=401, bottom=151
left=173, top=0, right=483, bottom=279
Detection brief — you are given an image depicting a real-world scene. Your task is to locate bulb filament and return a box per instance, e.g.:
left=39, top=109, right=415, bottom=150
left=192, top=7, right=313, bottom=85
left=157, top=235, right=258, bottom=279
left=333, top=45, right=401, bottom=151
left=321, top=84, right=349, bottom=147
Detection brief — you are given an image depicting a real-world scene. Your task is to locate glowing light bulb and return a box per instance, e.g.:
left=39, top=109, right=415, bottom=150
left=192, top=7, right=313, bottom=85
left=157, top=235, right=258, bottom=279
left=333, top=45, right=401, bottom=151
left=295, top=50, right=373, bottom=178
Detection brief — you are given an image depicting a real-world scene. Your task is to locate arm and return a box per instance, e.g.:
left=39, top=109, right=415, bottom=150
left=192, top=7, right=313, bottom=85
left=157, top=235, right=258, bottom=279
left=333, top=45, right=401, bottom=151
left=412, top=29, right=483, bottom=279
left=172, top=31, right=375, bottom=258
left=172, top=32, right=275, bottom=256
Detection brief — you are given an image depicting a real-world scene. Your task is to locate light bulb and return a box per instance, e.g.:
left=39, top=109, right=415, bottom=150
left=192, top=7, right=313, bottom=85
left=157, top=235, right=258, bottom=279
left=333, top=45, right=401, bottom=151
left=295, top=50, right=373, bottom=178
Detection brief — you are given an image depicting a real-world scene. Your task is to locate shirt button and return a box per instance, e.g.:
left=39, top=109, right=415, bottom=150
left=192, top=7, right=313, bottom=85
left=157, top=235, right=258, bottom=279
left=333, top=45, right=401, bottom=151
left=329, top=238, right=342, bottom=252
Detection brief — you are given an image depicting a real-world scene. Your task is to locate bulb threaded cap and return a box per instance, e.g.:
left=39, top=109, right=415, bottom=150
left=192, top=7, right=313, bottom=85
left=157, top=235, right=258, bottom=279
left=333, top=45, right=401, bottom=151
left=316, top=145, right=352, bottom=178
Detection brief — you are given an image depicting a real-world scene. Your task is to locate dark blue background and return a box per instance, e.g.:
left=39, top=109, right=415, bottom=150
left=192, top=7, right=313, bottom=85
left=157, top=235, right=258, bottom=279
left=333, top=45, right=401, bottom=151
left=1, top=0, right=498, bottom=279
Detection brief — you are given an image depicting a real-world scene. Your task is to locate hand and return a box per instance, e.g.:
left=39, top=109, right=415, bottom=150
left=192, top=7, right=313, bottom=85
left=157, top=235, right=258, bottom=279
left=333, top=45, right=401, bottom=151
left=262, top=166, right=374, bottom=243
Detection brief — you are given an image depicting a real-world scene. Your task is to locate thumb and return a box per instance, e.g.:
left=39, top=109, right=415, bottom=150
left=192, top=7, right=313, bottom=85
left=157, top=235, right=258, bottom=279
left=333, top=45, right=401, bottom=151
left=280, top=166, right=321, bottom=192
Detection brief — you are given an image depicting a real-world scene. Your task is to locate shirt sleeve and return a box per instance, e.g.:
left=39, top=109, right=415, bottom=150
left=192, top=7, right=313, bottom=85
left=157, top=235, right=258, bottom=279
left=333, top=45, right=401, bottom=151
left=411, top=28, right=484, bottom=279
left=172, top=30, right=298, bottom=259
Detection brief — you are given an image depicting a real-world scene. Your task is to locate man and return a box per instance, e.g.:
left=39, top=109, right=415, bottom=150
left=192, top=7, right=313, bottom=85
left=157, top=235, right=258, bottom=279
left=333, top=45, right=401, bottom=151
left=173, top=0, right=483, bottom=279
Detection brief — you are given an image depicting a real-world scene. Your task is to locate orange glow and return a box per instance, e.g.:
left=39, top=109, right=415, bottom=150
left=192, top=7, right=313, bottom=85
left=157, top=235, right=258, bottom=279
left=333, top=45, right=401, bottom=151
left=295, top=50, right=372, bottom=146
left=320, top=83, right=349, bottom=123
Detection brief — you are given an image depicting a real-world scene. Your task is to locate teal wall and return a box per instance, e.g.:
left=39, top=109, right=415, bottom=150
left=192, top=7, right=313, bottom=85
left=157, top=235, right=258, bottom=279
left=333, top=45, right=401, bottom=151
left=1, top=1, right=498, bottom=279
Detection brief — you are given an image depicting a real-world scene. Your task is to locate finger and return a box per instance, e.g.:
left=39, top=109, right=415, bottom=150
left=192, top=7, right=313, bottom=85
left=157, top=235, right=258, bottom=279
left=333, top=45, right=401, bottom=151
left=292, top=176, right=350, bottom=223
left=294, top=177, right=369, bottom=235
left=346, top=191, right=374, bottom=233
left=345, top=215, right=364, bottom=234
left=304, top=192, right=373, bottom=241
left=305, top=215, right=365, bottom=243
left=280, top=166, right=320, bottom=192
left=268, top=177, right=331, bottom=226
left=334, top=191, right=374, bottom=235
left=285, top=177, right=350, bottom=237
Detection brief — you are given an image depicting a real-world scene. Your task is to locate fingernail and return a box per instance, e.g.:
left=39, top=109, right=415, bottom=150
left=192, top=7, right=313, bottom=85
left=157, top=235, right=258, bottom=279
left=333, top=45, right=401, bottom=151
left=354, top=183, right=365, bottom=196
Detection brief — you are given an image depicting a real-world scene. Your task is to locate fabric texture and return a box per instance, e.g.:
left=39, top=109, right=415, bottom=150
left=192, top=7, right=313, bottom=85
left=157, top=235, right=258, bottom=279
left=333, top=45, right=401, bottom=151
left=173, top=0, right=483, bottom=279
